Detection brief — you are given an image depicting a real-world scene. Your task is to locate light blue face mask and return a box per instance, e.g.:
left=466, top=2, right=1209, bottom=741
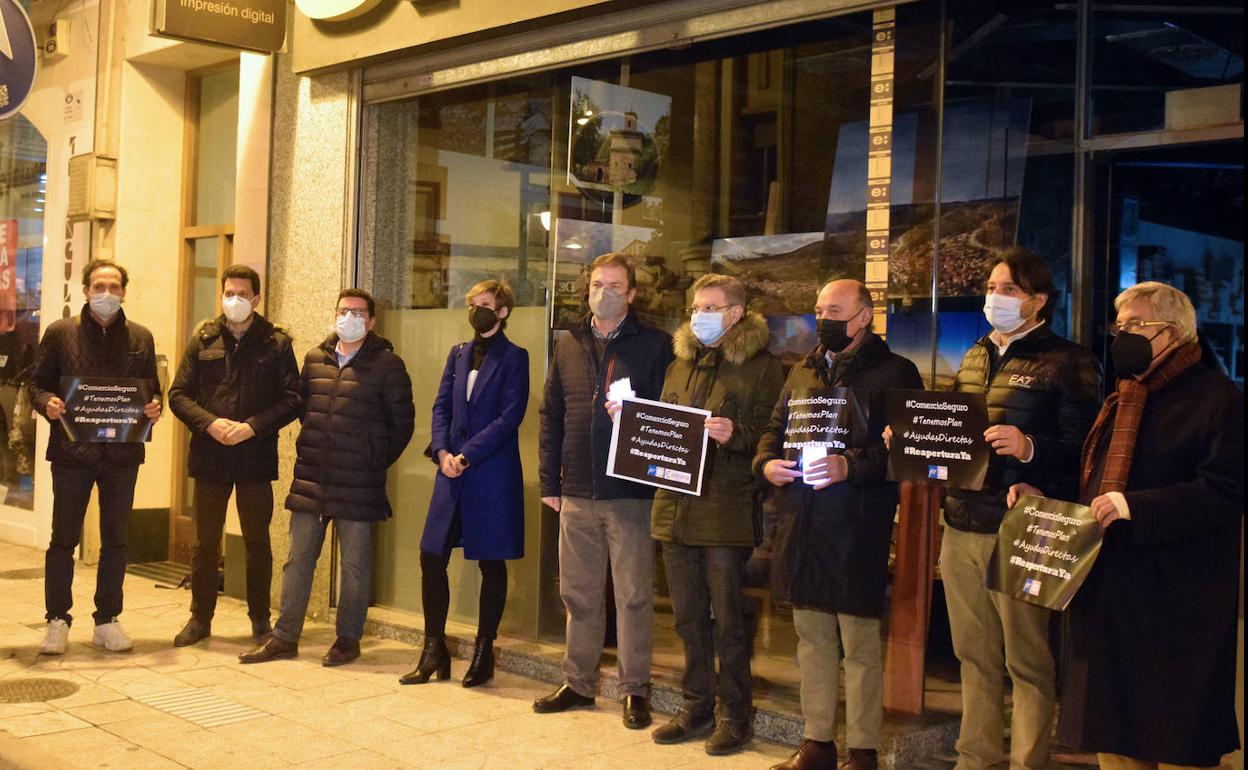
left=690, top=311, right=727, bottom=346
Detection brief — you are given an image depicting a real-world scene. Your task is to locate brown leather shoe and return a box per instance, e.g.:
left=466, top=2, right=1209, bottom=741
left=771, top=738, right=838, bottom=770
left=841, top=748, right=877, bottom=770
left=238, top=635, right=298, bottom=664
left=322, top=637, right=360, bottom=667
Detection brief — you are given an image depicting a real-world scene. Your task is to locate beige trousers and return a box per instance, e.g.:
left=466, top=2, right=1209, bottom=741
left=1098, top=753, right=1214, bottom=770
left=792, top=608, right=883, bottom=749
left=941, top=527, right=1056, bottom=770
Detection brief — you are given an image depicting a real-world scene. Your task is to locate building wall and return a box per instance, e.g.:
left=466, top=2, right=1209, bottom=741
left=265, top=57, right=353, bottom=616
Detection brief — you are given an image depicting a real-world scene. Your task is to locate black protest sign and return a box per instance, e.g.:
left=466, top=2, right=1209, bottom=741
left=782, top=387, right=868, bottom=461
left=885, top=389, right=989, bottom=490
left=986, top=495, right=1103, bottom=611
left=607, top=397, right=710, bottom=495
left=60, top=377, right=154, bottom=443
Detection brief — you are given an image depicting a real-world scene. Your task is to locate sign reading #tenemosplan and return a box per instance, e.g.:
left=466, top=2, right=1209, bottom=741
left=294, top=0, right=385, bottom=22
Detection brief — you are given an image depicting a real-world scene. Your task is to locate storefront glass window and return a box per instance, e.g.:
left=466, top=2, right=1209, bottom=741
left=0, top=115, right=46, bottom=510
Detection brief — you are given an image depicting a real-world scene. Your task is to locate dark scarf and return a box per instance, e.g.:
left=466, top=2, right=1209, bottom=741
left=1079, top=341, right=1202, bottom=498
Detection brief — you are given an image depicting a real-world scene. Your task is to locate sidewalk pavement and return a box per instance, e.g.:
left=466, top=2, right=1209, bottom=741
left=0, top=540, right=791, bottom=769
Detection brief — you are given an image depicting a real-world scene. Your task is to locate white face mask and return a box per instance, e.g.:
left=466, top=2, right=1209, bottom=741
left=89, top=292, right=122, bottom=321
left=222, top=296, right=254, bottom=325
left=983, top=293, right=1028, bottom=334
left=336, top=313, right=367, bottom=343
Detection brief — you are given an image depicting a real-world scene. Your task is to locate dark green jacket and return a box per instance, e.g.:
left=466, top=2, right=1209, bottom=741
left=651, top=313, right=783, bottom=547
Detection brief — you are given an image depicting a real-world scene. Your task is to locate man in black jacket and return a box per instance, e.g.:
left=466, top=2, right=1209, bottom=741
left=755, top=280, right=923, bottom=770
left=534, top=253, right=673, bottom=728
left=240, top=288, right=414, bottom=668
left=30, top=259, right=163, bottom=655
left=168, top=265, right=301, bottom=647
left=940, top=249, right=1100, bottom=770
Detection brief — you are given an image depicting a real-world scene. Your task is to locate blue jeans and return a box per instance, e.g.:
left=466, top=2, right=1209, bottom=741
left=273, top=512, right=373, bottom=643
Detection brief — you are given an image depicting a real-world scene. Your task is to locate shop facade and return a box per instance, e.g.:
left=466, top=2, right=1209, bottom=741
left=269, top=0, right=1243, bottom=716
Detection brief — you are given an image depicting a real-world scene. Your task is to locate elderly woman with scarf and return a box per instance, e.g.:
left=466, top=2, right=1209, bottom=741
left=1013, top=281, right=1243, bottom=769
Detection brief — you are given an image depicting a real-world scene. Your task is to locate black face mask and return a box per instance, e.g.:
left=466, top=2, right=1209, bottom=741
left=1110, top=329, right=1163, bottom=378
left=817, top=318, right=853, bottom=353
left=469, top=305, right=499, bottom=334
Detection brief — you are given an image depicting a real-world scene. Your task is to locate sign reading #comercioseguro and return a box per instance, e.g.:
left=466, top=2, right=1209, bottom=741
left=0, top=0, right=39, bottom=121
left=60, top=376, right=155, bottom=443
left=986, top=494, right=1103, bottom=611
left=151, top=0, right=285, bottom=54
left=607, top=397, right=710, bottom=496
left=885, top=389, right=989, bottom=490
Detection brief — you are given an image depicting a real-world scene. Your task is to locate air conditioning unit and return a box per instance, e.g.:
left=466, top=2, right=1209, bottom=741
left=67, top=154, right=118, bottom=222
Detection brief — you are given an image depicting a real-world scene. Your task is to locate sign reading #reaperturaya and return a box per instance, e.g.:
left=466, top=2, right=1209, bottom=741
left=885, top=389, right=989, bottom=490
left=607, top=396, right=710, bottom=496
left=60, top=377, right=155, bottom=443
left=986, top=494, right=1103, bottom=611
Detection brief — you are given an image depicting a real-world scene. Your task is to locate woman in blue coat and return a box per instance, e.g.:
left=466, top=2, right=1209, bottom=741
left=400, top=280, right=529, bottom=688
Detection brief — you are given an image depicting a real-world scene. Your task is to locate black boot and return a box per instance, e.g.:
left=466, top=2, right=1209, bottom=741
left=399, top=635, right=451, bottom=684
left=461, top=637, right=494, bottom=688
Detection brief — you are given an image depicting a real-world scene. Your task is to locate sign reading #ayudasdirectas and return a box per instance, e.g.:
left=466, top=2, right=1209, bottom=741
left=607, top=397, right=710, bottom=496
left=151, top=0, right=285, bottom=54
left=60, top=377, right=155, bottom=443
left=986, top=495, right=1103, bottom=611
left=885, top=389, right=989, bottom=490
left=782, top=388, right=866, bottom=459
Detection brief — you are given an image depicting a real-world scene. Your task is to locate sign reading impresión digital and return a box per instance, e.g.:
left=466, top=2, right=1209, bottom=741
left=151, top=0, right=285, bottom=54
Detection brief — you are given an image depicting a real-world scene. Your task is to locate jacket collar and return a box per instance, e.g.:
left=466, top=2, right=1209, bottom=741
left=803, top=332, right=888, bottom=382
left=79, top=303, right=127, bottom=333
left=976, top=323, right=1055, bottom=356
left=319, top=330, right=394, bottom=362
left=570, top=307, right=642, bottom=345
left=672, top=311, right=770, bottom=366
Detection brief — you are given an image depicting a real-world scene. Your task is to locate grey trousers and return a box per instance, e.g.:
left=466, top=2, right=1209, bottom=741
left=559, top=496, right=654, bottom=698
left=941, top=526, right=1056, bottom=770
left=792, top=608, right=884, bottom=748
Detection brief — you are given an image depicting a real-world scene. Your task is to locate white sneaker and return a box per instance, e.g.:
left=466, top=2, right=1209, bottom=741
left=92, top=619, right=133, bottom=652
left=39, top=619, right=70, bottom=655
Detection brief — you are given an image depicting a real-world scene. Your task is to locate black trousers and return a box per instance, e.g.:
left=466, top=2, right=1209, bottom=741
left=420, top=511, right=508, bottom=641
left=663, top=542, right=754, bottom=724
left=190, top=479, right=274, bottom=622
left=45, top=463, right=139, bottom=626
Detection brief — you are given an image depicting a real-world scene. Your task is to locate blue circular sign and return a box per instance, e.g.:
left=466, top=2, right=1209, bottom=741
left=0, top=0, right=38, bottom=121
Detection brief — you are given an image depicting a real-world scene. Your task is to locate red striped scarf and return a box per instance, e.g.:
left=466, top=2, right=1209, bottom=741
left=1080, top=341, right=1202, bottom=499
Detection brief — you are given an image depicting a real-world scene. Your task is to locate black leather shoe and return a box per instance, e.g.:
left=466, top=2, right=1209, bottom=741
left=622, top=695, right=651, bottom=729
left=651, top=711, right=714, bottom=744
left=250, top=618, right=272, bottom=645
left=238, top=635, right=298, bottom=664
left=461, top=638, right=494, bottom=688
left=532, top=684, right=595, bottom=713
left=322, top=636, right=360, bottom=667
left=705, top=720, right=753, bottom=755
left=173, top=617, right=210, bottom=647
left=771, top=738, right=838, bottom=770
left=399, top=635, right=451, bottom=684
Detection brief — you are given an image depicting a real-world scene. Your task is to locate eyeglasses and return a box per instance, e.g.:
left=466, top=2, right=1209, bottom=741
left=336, top=308, right=369, bottom=319
left=685, top=304, right=738, bottom=316
left=1109, top=319, right=1169, bottom=337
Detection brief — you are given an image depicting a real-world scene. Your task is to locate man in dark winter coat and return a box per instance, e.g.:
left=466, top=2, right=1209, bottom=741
left=168, top=265, right=301, bottom=647
left=534, top=252, right=673, bottom=729
left=31, top=259, right=163, bottom=656
left=756, top=279, right=922, bottom=770
left=241, top=288, right=414, bottom=668
left=939, top=248, right=1101, bottom=770
left=644, top=274, right=783, bottom=756
left=1018, top=282, right=1243, bottom=770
